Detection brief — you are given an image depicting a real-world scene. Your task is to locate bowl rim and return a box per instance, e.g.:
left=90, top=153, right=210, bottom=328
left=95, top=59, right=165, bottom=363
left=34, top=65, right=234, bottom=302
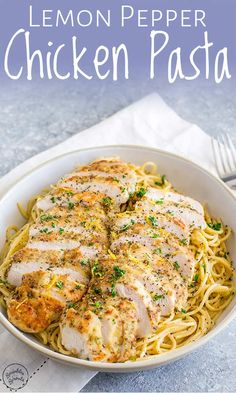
left=0, top=143, right=236, bottom=371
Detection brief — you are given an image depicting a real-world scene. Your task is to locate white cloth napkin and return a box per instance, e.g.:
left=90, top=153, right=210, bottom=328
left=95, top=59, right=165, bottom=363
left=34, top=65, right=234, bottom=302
left=0, top=93, right=215, bottom=393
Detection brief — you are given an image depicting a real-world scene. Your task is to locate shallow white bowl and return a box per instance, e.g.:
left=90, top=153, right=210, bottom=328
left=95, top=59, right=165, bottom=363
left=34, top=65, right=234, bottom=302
left=0, top=145, right=236, bottom=372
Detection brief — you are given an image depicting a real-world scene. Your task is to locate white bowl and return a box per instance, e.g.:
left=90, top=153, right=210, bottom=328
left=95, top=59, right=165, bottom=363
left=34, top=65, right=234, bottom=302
left=0, top=145, right=236, bottom=372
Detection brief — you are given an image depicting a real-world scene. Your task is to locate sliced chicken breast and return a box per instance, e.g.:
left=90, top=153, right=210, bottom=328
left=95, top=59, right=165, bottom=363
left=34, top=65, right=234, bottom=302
left=136, top=201, right=206, bottom=230
left=112, top=212, right=189, bottom=242
left=145, top=188, right=204, bottom=215
left=110, top=226, right=195, bottom=280
left=7, top=269, right=87, bottom=333
left=61, top=298, right=138, bottom=362
left=5, top=159, right=206, bottom=362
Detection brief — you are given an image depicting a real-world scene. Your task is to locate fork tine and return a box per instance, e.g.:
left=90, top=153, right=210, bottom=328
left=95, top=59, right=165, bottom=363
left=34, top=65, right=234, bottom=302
left=211, top=137, right=224, bottom=177
left=220, top=133, right=234, bottom=173
left=226, top=133, right=236, bottom=169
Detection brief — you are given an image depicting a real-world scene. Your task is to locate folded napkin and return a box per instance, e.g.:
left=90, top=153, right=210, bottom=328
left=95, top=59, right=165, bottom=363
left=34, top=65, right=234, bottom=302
left=0, top=93, right=216, bottom=392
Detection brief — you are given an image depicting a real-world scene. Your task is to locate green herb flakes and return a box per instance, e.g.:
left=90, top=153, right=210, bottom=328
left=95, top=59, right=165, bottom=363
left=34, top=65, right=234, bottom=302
left=153, top=294, right=164, bottom=301
left=102, top=197, right=112, bottom=206
left=179, top=238, right=188, bottom=246
left=174, top=261, right=180, bottom=270
left=207, top=222, right=222, bottom=231
left=56, top=281, right=64, bottom=289
left=194, top=274, right=199, bottom=283
left=68, top=303, right=76, bottom=309
left=148, top=216, right=158, bottom=227
left=136, top=188, right=147, bottom=198
left=155, top=175, right=166, bottom=187
left=68, top=201, right=75, bottom=210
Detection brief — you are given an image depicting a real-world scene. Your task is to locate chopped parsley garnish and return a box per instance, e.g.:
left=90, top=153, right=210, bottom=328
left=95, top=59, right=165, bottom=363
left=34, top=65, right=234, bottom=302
left=181, top=308, right=187, bottom=314
left=80, top=259, right=89, bottom=266
left=40, top=228, right=49, bottom=233
left=40, top=214, right=56, bottom=222
left=94, top=301, right=102, bottom=308
left=153, top=294, right=164, bottom=301
left=93, top=287, right=102, bottom=295
left=50, top=196, right=56, bottom=203
left=111, top=283, right=117, bottom=297
left=155, top=175, right=166, bottom=187
left=174, top=261, right=180, bottom=270
left=113, top=177, right=120, bottom=183
left=121, top=187, right=126, bottom=193
left=59, top=228, right=64, bottom=235
left=102, top=197, right=112, bottom=206
left=148, top=215, right=158, bottom=227
left=112, top=266, right=126, bottom=280
left=91, top=262, right=102, bottom=277
left=51, top=223, right=56, bottom=228
left=109, top=266, right=125, bottom=297
left=66, top=191, right=74, bottom=196
left=154, top=248, right=162, bottom=255
left=207, top=222, right=222, bottom=231
left=156, top=198, right=164, bottom=205
left=75, top=284, right=81, bottom=290
left=180, top=238, right=187, bottom=246
left=121, top=223, right=130, bottom=231
left=194, top=273, right=199, bottom=282
left=68, top=303, right=76, bottom=309
left=151, top=233, right=160, bottom=239
left=202, top=263, right=206, bottom=273
left=121, top=220, right=135, bottom=232
left=56, top=281, right=64, bottom=289
left=136, top=188, right=147, bottom=198
left=68, top=201, right=75, bottom=210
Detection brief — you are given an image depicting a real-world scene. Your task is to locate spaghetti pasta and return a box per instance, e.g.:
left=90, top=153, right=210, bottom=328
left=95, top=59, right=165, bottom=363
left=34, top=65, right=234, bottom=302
left=0, top=161, right=235, bottom=361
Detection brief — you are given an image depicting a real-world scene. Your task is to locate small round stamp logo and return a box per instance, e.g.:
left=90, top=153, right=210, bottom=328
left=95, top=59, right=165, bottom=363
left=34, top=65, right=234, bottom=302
left=2, top=363, right=29, bottom=390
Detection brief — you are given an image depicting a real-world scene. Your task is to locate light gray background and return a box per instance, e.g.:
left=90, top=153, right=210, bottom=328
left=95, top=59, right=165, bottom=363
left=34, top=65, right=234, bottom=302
left=0, top=80, right=235, bottom=392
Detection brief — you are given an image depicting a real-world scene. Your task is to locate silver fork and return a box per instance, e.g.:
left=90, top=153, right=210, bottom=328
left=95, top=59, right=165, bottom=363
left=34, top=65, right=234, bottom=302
left=212, top=133, right=236, bottom=189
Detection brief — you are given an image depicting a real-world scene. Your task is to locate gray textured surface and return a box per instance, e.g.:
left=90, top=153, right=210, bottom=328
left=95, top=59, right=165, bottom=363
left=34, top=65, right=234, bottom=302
left=0, top=80, right=236, bottom=392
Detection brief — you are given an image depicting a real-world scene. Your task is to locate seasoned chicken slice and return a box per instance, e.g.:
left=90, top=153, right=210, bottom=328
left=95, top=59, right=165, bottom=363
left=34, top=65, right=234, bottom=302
left=114, top=255, right=188, bottom=315
left=7, top=201, right=108, bottom=287
left=110, top=222, right=195, bottom=280
left=36, top=159, right=136, bottom=213
left=136, top=201, right=206, bottom=230
left=7, top=249, right=91, bottom=333
left=136, top=187, right=206, bottom=230
left=61, top=254, right=187, bottom=362
left=7, top=291, right=64, bottom=333
left=144, top=188, right=204, bottom=215
left=111, top=211, right=189, bottom=242
left=7, top=271, right=64, bottom=333
left=61, top=298, right=138, bottom=362
left=56, top=158, right=136, bottom=208
left=36, top=190, right=109, bottom=214
left=36, top=204, right=107, bottom=228
left=59, top=178, right=130, bottom=207
left=6, top=198, right=109, bottom=333
left=7, top=248, right=90, bottom=288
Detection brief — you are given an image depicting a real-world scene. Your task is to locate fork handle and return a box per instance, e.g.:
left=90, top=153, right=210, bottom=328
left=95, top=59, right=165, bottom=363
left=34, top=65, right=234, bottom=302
left=225, top=178, right=236, bottom=190
left=221, top=171, right=236, bottom=183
